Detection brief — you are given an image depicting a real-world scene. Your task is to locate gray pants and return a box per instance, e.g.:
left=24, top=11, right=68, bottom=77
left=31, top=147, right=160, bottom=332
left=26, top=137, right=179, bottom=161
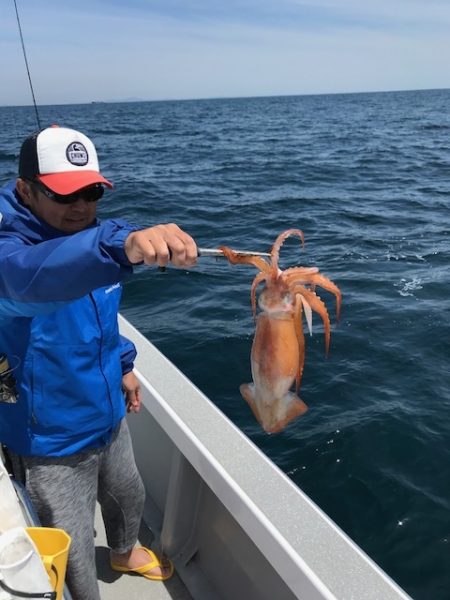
left=9, top=418, right=146, bottom=600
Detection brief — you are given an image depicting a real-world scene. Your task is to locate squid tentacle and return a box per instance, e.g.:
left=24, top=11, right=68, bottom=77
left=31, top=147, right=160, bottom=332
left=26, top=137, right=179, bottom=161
left=250, top=272, right=268, bottom=320
left=283, top=270, right=342, bottom=322
left=283, top=266, right=319, bottom=277
left=282, top=267, right=320, bottom=287
left=306, top=273, right=342, bottom=321
left=291, top=285, right=331, bottom=355
left=218, top=246, right=272, bottom=274
left=270, top=229, right=304, bottom=273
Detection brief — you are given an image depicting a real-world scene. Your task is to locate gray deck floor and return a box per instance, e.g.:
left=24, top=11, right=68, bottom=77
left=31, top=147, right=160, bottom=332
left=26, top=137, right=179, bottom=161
left=95, top=504, right=192, bottom=600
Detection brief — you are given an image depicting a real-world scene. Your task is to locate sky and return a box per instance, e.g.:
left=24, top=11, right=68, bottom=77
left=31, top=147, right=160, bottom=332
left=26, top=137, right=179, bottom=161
left=1, top=0, right=450, bottom=106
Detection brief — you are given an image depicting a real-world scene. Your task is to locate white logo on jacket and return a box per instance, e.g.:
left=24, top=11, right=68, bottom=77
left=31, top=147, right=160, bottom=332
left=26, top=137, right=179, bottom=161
left=105, top=283, right=121, bottom=294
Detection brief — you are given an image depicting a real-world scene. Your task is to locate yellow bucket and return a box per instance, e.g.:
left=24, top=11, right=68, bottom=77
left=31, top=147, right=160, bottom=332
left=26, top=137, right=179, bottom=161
left=26, top=527, right=71, bottom=600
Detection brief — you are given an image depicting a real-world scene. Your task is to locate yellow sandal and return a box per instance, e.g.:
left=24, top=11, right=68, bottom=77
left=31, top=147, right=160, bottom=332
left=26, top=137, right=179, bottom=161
left=111, top=546, right=174, bottom=581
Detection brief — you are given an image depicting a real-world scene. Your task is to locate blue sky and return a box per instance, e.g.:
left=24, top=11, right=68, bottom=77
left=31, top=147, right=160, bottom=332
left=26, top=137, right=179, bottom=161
left=1, top=0, right=449, bottom=106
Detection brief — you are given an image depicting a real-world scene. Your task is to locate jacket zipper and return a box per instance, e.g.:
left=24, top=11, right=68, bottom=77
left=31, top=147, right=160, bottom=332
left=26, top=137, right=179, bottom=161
left=89, top=292, right=114, bottom=427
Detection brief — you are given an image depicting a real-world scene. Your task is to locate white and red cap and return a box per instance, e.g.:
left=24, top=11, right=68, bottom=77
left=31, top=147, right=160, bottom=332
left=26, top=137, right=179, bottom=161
left=19, top=125, right=113, bottom=195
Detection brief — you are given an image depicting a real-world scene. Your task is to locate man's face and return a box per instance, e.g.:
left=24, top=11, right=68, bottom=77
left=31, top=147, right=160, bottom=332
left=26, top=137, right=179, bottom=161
left=17, top=179, right=98, bottom=233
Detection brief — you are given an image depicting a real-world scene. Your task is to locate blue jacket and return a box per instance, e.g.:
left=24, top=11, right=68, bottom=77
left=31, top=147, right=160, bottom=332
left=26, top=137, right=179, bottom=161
left=0, top=180, right=138, bottom=457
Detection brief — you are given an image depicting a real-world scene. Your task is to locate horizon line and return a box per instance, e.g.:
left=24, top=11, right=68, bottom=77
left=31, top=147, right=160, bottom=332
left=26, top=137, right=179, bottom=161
left=1, top=86, right=449, bottom=109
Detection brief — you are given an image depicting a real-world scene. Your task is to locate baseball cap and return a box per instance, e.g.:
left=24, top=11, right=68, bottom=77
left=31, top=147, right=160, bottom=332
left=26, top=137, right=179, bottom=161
left=19, top=125, right=113, bottom=195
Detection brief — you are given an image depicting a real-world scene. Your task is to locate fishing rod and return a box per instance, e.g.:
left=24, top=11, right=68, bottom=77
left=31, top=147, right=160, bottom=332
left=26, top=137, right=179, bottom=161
left=13, top=0, right=42, bottom=129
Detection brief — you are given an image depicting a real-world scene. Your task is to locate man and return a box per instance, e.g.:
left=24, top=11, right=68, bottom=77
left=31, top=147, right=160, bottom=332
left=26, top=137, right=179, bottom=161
left=0, top=125, right=197, bottom=600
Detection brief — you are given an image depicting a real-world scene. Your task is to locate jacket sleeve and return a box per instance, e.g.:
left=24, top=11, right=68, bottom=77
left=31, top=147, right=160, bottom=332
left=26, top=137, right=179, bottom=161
left=0, top=219, right=137, bottom=305
left=120, top=335, right=137, bottom=375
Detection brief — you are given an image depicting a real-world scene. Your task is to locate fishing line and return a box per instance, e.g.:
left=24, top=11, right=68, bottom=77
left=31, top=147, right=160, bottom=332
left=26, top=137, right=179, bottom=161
left=13, top=0, right=42, bottom=129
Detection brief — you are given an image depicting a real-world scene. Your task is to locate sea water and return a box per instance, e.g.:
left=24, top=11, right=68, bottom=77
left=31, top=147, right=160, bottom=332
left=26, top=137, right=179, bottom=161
left=1, top=89, right=450, bottom=599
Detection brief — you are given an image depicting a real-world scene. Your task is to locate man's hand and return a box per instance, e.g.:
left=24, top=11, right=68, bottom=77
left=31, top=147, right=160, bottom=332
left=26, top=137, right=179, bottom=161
left=122, top=371, right=141, bottom=413
left=124, top=223, right=197, bottom=268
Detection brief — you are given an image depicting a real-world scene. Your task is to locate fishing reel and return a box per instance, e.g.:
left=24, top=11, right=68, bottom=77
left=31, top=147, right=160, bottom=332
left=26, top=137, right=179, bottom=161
left=0, top=354, right=18, bottom=404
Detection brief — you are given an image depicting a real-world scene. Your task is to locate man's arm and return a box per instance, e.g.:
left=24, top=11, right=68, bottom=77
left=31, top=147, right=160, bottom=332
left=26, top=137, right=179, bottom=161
left=0, top=218, right=136, bottom=304
left=0, top=220, right=197, bottom=304
left=120, top=334, right=137, bottom=375
left=120, top=335, right=141, bottom=413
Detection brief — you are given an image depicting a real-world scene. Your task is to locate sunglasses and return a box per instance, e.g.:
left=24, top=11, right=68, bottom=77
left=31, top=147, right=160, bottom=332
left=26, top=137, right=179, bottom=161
left=29, top=180, right=104, bottom=205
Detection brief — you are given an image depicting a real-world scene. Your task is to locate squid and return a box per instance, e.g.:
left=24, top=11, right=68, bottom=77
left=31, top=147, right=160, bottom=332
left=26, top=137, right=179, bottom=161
left=220, top=229, right=341, bottom=434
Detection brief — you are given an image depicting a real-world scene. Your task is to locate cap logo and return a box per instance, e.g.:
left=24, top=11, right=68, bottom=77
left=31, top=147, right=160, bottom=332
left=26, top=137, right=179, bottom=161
left=66, top=142, right=89, bottom=166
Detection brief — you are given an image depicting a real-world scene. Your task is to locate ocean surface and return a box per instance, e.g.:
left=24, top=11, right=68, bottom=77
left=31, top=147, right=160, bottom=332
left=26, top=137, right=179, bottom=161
left=1, top=89, right=450, bottom=599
